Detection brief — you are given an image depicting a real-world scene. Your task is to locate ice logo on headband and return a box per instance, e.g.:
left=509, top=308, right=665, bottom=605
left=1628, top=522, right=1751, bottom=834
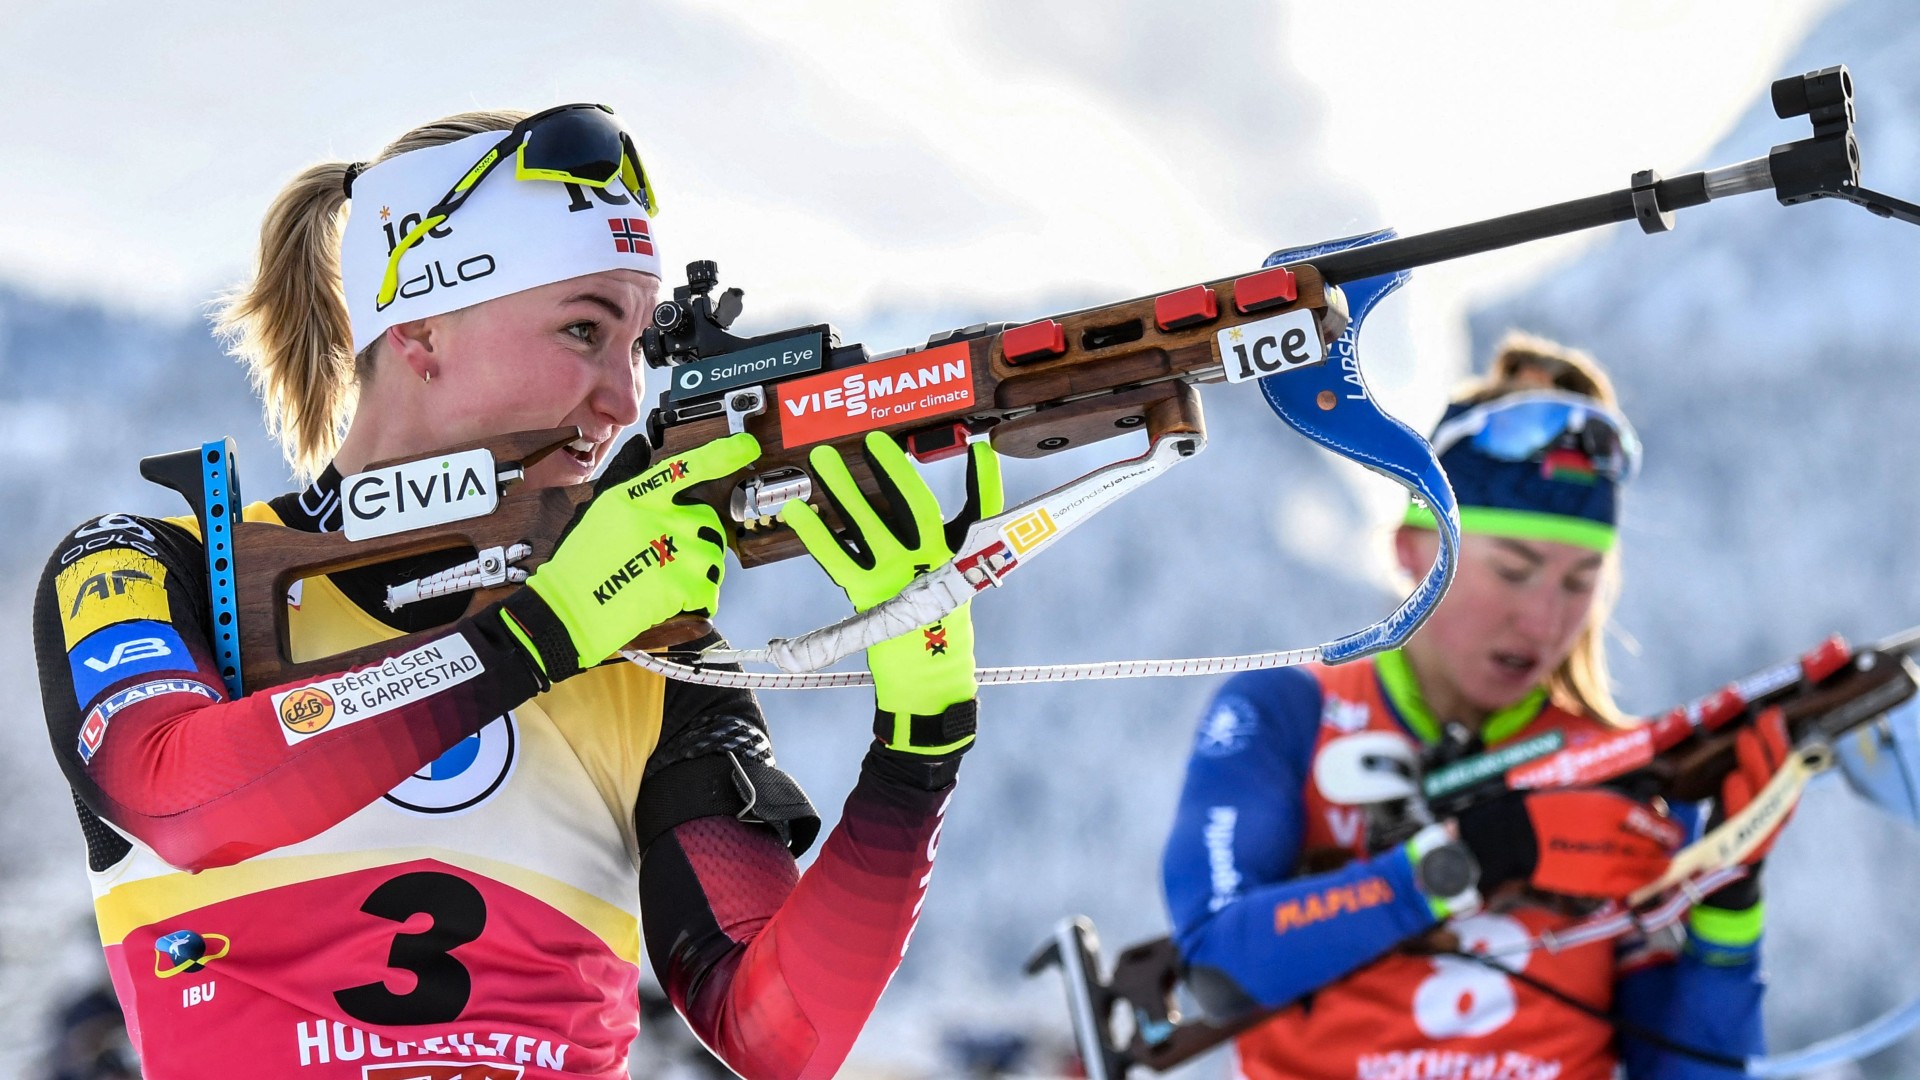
left=377, top=212, right=499, bottom=312
left=372, top=200, right=646, bottom=313
left=342, top=129, right=663, bottom=355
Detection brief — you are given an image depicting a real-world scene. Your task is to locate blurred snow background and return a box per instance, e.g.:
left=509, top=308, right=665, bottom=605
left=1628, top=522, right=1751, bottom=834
left=8, top=0, right=1919, bottom=1076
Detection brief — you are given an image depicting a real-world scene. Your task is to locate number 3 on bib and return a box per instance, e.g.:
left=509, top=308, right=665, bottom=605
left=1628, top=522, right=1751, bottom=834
left=334, top=871, right=487, bottom=1026
left=1411, top=913, right=1530, bottom=1039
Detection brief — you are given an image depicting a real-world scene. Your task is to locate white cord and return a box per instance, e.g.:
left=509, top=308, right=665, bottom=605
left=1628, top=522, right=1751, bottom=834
left=621, top=644, right=1325, bottom=688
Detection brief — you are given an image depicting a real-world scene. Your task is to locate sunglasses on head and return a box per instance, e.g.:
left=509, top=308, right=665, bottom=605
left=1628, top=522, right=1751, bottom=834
left=1429, top=390, right=1642, bottom=483
left=376, top=103, right=656, bottom=308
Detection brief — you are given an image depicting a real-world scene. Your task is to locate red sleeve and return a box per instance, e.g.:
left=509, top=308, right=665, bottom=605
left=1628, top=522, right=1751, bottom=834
left=34, top=516, right=544, bottom=871
left=641, top=752, right=954, bottom=1080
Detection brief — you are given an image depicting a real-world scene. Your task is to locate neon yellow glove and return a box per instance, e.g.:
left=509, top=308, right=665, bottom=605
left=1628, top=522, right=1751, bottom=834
left=782, top=431, right=1003, bottom=754
left=501, top=432, right=760, bottom=681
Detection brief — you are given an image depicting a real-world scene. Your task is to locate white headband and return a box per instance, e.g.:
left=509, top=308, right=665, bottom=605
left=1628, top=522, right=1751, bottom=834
left=340, top=129, right=662, bottom=354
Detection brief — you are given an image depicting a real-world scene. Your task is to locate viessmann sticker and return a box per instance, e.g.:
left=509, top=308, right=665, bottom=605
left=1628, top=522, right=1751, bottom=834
left=272, top=635, right=484, bottom=746
left=775, top=341, right=975, bottom=448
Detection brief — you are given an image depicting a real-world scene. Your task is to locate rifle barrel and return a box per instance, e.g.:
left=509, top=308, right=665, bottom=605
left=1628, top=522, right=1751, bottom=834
left=1874, top=624, right=1920, bottom=656
left=1306, top=158, right=1775, bottom=286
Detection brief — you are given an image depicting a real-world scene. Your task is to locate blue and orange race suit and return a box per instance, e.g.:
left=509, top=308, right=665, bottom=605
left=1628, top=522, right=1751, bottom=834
left=1163, top=655, right=1765, bottom=1080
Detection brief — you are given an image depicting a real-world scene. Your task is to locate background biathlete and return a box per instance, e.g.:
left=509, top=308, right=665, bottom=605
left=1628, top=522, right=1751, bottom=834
left=32, top=105, right=997, bottom=1080
left=1161, top=334, right=1790, bottom=1080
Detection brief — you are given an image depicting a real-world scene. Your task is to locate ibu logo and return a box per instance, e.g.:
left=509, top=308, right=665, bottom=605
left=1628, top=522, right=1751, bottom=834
left=384, top=712, right=518, bottom=816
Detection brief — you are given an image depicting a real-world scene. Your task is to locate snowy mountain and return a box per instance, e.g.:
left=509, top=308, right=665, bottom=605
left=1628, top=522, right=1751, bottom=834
left=1471, top=0, right=1920, bottom=1073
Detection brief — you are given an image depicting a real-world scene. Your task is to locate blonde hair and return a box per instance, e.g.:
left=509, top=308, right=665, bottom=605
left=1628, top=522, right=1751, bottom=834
left=213, top=110, right=528, bottom=480
left=1453, top=330, right=1626, bottom=726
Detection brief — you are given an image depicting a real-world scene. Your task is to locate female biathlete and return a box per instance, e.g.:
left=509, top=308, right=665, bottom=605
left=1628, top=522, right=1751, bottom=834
left=1161, top=335, right=1791, bottom=1079
left=32, top=106, right=997, bottom=1080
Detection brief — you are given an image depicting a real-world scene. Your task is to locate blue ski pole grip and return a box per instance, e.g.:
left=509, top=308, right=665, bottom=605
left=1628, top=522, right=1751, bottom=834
left=1257, top=230, right=1460, bottom=664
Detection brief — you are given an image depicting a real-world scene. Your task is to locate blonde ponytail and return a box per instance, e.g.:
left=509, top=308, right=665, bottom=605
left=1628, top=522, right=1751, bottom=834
left=1456, top=330, right=1628, bottom=727
left=213, top=110, right=527, bottom=481
left=213, top=162, right=355, bottom=481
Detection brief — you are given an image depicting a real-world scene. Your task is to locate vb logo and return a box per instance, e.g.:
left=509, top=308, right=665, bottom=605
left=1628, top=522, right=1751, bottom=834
left=83, top=637, right=172, bottom=673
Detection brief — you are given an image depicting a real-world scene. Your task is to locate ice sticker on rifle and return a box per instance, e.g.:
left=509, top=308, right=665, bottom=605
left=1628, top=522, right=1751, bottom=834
left=1217, top=309, right=1323, bottom=384
left=340, top=448, right=500, bottom=542
left=776, top=341, right=974, bottom=448
left=273, top=636, right=484, bottom=745
left=667, top=331, right=826, bottom=403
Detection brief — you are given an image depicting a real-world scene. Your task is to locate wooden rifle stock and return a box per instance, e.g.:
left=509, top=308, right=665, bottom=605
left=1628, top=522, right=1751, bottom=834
left=652, top=267, right=1322, bottom=567
left=202, top=251, right=1316, bottom=688
left=177, top=246, right=1267, bottom=692
left=157, top=427, right=710, bottom=693
left=1657, top=646, right=1917, bottom=800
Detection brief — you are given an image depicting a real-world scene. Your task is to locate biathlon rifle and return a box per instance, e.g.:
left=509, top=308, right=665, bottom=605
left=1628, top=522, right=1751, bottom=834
left=140, top=64, right=1917, bottom=699
left=1028, top=625, right=1920, bottom=1080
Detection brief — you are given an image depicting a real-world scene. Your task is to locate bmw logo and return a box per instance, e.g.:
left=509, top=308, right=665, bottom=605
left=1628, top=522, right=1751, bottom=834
left=383, top=712, right=518, bottom=816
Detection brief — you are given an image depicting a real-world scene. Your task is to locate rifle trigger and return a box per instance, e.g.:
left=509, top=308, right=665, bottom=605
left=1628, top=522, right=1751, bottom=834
left=905, top=423, right=972, bottom=463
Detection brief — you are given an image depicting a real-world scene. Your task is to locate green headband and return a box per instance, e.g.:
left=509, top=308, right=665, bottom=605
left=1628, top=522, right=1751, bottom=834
left=1403, top=502, right=1616, bottom=554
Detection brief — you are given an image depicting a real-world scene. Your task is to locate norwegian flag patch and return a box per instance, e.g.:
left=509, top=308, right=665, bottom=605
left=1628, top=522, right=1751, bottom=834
left=608, top=218, right=653, bottom=255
